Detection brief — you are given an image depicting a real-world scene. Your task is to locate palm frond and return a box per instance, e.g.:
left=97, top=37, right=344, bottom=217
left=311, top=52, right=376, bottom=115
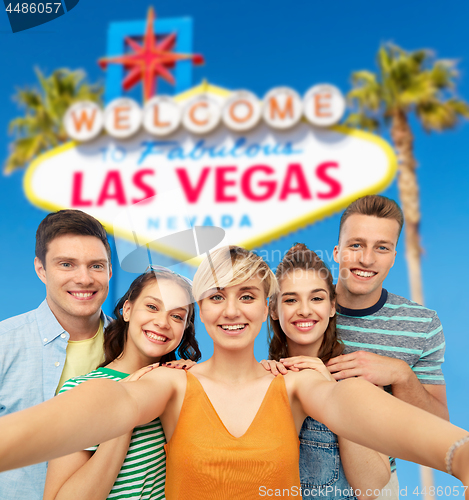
left=398, top=73, right=435, bottom=107
left=447, top=98, right=469, bottom=118
left=5, top=136, right=45, bottom=174
left=5, top=68, right=104, bottom=173
left=346, top=41, right=469, bottom=133
left=348, top=71, right=382, bottom=112
left=428, top=60, right=457, bottom=90
left=417, top=98, right=469, bottom=131
left=344, top=112, right=380, bottom=132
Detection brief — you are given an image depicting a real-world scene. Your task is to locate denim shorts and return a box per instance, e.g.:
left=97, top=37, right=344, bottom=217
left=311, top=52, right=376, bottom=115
left=299, top=417, right=357, bottom=500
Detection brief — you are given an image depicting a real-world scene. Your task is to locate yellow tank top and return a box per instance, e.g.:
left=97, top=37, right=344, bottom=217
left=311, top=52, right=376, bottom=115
left=165, top=371, right=301, bottom=499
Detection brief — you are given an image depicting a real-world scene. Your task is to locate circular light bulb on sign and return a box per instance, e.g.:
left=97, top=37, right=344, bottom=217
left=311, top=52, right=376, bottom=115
left=182, top=95, right=222, bottom=135
left=262, top=87, right=303, bottom=130
left=222, top=91, right=262, bottom=132
left=303, top=84, right=345, bottom=127
left=104, top=98, right=142, bottom=139
left=143, top=96, right=182, bottom=136
left=64, top=101, right=104, bottom=142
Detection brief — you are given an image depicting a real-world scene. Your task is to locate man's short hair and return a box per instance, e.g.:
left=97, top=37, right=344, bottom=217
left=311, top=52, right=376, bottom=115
left=339, top=195, right=404, bottom=242
left=35, top=210, right=111, bottom=266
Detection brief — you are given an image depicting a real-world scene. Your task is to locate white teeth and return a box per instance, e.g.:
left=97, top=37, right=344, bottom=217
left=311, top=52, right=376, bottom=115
left=296, top=322, right=315, bottom=328
left=221, top=324, right=245, bottom=331
left=352, top=270, right=376, bottom=278
left=71, top=292, right=94, bottom=298
left=144, top=331, right=167, bottom=342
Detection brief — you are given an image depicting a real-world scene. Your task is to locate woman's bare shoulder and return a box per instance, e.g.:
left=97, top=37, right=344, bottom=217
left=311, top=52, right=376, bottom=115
left=138, top=365, right=188, bottom=390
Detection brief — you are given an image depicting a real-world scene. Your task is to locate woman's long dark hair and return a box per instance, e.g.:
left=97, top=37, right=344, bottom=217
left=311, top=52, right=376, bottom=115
left=99, top=271, right=201, bottom=368
left=268, top=243, right=343, bottom=363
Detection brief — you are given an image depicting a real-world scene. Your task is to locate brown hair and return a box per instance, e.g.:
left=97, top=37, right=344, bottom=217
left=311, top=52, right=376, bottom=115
left=339, top=195, right=404, bottom=242
left=99, top=270, right=201, bottom=367
left=35, top=209, right=111, bottom=266
left=268, top=243, right=343, bottom=363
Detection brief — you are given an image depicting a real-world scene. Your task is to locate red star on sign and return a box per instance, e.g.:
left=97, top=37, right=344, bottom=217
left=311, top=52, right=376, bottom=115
left=98, top=7, right=204, bottom=101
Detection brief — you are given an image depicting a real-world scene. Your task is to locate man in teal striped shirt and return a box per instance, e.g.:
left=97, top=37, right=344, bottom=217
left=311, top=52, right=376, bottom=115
left=327, top=195, right=448, bottom=478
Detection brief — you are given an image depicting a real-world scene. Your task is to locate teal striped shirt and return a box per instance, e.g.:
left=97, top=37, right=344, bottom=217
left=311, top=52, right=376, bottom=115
left=336, top=289, right=446, bottom=473
left=337, top=290, right=445, bottom=385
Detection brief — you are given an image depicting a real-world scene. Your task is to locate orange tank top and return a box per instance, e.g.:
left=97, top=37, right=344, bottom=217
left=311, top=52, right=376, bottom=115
left=164, top=371, right=301, bottom=500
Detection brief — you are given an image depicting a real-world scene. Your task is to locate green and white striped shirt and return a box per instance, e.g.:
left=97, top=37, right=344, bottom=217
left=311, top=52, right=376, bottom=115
left=59, top=367, right=166, bottom=499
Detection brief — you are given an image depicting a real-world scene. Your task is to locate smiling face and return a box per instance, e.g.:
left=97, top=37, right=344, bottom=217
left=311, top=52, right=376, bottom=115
left=122, top=279, right=190, bottom=365
left=274, top=270, right=336, bottom=357
left=199, top=276, right=269, bottom=351
left=334, top=214, right=399, bottom=309
left=34, top=234, right=111, bottom=327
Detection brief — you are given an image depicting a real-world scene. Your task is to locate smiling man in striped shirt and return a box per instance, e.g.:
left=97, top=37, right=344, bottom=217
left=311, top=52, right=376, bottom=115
left=327, top=195, right=448, bottom=485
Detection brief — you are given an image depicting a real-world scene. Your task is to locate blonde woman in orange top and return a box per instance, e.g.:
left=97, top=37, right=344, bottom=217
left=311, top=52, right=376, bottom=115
left=0, top=247, right=469, bottom=500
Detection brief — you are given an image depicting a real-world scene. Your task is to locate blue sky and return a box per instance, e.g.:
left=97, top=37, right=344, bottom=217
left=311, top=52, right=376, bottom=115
left=1, top=0, right=469, bottom=490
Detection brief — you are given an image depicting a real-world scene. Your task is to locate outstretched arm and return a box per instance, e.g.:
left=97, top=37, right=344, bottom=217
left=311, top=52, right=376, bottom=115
left=0, top=367, right=177, bottom=473
left=293, top=371, right=469, bottom=486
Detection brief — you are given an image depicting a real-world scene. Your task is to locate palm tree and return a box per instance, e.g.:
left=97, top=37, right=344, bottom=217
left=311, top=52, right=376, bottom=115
left=346, top=43, right=469, bottom=492
left=346, top=43, right=469, bottom=305
left=5, top=68, right=103, bottom=174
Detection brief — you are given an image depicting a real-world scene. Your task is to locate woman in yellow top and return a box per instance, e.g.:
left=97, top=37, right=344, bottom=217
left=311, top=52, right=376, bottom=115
left=0, top=246, right=468, bottom=500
